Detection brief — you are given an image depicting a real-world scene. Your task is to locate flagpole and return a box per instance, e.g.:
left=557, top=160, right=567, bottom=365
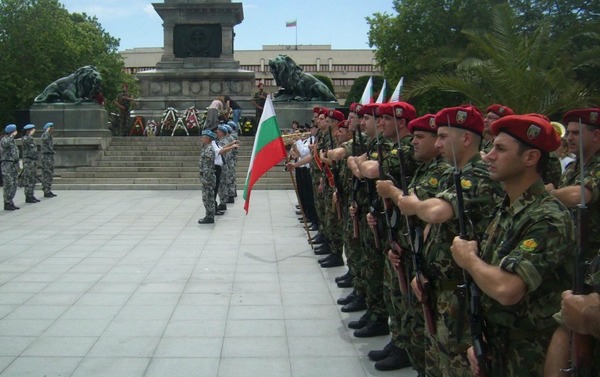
left=295, top=22, right=298, bottom=50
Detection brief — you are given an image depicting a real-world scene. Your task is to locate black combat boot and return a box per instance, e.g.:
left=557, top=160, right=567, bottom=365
left=374, top=347, right=412, bottom=371
left=337, top=290, right=356, bottom=305
left=368, top=340, right=394, bottom=361
left=197, top=217, right=214, bottom=224
left=4, top=202, right=15, bottom=211
left=348, top=311, right=370, bottom=329
left=25, top=196, right=39, bottom=203
left=320, top=253, right=344, bottom=268
left=353, top=318, right=390, bottom=338
left=217, top=203, right=227, bottom=211
left=226, top=197, right=235, bottom=203
left=44, top=191, right=57, bottom=198
left=335, top=270, right=351, bottom=283
left=341, top=295, right=367, bottom=312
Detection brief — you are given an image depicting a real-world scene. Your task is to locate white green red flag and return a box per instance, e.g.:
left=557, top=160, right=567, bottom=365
left=360, top=76, right=373, bottom=105
left=375, top=79, right=387, bottom=103
left=243, top=96, right=287, bottom=213
left=286, top=19, right=297, bottom=27
left=388, top=77, right=404, bottom=102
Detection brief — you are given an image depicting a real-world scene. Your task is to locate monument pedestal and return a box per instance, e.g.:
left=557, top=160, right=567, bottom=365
left=273, top=101, right=338, bottom=129
left=30, top=103, right=110, bottom=138
left=135, top=0, right=254, bottom=119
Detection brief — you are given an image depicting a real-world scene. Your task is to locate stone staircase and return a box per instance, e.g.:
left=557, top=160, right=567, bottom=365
left=53, top=136, right=293, bottom=190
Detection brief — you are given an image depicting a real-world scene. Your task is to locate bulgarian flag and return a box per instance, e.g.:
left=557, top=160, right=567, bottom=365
left=243, top=96, right=287, bottom=213
left=388, top=77, right=404, bottom=102
left=360, top=76, right=374, bottom=105
left=286, top=19, right=297, bottom=27
left=375, top=79, right=387, bottom=104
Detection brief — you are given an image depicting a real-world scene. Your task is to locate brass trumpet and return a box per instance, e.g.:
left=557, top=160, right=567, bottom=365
left=281, top=131, right=311, bottom=146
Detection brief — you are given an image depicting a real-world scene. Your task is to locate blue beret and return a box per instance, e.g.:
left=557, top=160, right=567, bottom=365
left=217, top=125, right=228, bottom=133
left=227, top=121, right=237, bottom=130
left=5, top=124, right=17, bottom=133
left=224, top=125, right=233, bottom=133
left=23, top=124, right=35, bottom=131
left=202, top=130, right=216, bottom=139
left=43, top=122, right=54, bottom=130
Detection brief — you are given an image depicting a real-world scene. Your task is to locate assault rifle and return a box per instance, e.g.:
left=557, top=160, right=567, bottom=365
left=351, top=129, right=364, bottom=239
left=568, top=119, right=592, bottom=377
left=328, top=125, right=344, bottom=220
left=448, top=116, right=488, bottom=376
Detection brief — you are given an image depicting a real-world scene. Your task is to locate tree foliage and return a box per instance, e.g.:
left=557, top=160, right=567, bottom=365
left=313, top=74, right=335, bottom=95
left=367, top=0, right=600, bottom=114
left=0, top=0, right=134, bottom=124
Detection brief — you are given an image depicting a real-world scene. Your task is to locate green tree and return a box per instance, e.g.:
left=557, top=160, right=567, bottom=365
left=406, top=4, right=598, bottom=115
left=0, top=0, right=133, bottom=124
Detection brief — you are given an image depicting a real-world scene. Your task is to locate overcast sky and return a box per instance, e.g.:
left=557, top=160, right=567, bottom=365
left=59, top=0, right=396, bottom=51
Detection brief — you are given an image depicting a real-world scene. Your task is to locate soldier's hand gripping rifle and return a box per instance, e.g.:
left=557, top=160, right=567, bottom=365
left=366, top=129, right=384, bottom=249
left=448, top=116, right=488, bottom=376
left=328, top=124, right=344, bottom=220
left=351, top=129, right=363, bottom=238
left=567, top=119, right=592, bottom=377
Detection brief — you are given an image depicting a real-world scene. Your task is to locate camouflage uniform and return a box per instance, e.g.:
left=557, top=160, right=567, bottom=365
left=542, top=152, right=562, bottom=188
left=424, top=153, right=503, bottom=377
left=199, top=143, right=216, bottom=218
left=322, top=129, right=344, bottom=259
left=217, top=134, right=232, bottom=204
left=479, top=180, right=575, bottom=376
left=395, top=155, right=450, bottom=377
left=21, top=134, right=38, bottom=197
left=41, top=129, right=55, bottom=194
left=1, top=135, right=19, bottom=206
left=559, top=152, right=600, bottom=261
left=228, top=127, right=238, bottom=198
left=309, top=130, right=326, bottom=231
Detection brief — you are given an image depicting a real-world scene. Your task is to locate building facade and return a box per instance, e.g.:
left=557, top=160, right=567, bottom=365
left=121, top=45, right=381, bottom=105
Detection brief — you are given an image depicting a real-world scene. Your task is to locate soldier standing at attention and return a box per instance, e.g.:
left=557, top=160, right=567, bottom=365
left=114, top=83, right=134, bottom=136
left=22, top=124, right=40, bottom=203
left=450, top=114, right=575, bottom=376
left=395, top=106, right=503, bottom=377
left=198, top=130, right=217, bottom=224
left=481, top=104, right=514, bottom=153
left=41, top=122, right=57, bottom=198
left=251, top=82, right=267, bottom=123
left=1, top=124, right=20, bottom=211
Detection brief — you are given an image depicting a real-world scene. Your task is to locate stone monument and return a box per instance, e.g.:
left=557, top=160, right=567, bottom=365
left=135, top=0, right=254, bottom=118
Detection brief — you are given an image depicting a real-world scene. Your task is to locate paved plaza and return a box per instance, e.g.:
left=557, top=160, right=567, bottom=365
left=0, top=190, right=417, bottom=377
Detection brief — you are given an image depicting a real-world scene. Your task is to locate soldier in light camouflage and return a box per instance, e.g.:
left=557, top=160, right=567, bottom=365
left=396, top=106, right=503, bottom=377
left=21, top=124, right=40, bottom=203
left=40, top=122, right=57, bottom=197
left=2, top=124, right=20, bottom=211
left=451, top=114, right=574, bottom=377
left=198, top=130, right=217, bottom=224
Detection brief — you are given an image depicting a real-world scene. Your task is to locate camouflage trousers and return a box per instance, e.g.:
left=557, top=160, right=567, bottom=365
left=427, top=287, right=472, bottom=377
left=343, top=216, right=365, bottom=296
left=218, top=161, right=229, bottom=203
left=311, top=175, right=326, bottom=231
left=202, top=183, right=216, bottom=218
left=228, top=155, right=237, bottom=197
left=323, top=189, right=343, bottom=255
left=2, top=161, right=18, bottom=204
left=41, top=154, right=54, bottom=193
left=358, top=218, right=387, bottom=321
left=22, top=159, right=37, bottom=196
left=485, top=327, right=554, bottom=377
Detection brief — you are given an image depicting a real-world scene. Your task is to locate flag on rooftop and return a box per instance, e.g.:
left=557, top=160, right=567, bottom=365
left=243, top=96, right=287, bottom=213
left=286, top=19, right=297, bottom=27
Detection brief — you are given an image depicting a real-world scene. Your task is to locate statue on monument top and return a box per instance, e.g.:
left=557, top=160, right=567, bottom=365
left=268, top=55, right=337, bottom=102
left=33, top=66, right=102, bottom=104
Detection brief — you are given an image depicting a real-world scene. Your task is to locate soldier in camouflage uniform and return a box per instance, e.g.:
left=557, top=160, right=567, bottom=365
left=481, top=104, right=514, bottom=154
left=2, top=124, right=20, bottom=211
left=396, top=106, right=503, bottom=377
left=21, top=124, right=40, bottom=203
left=377, top=113, right=451, bottom=376
left=347, top=103, right=391, bottom=337
left=451, top=114, right=575, bottom=377
left=316, top=109, right=346, bottom=268
left=360, top=101, right=419, bottom=370
left=226, top=121, right=239, bottom=202
left=544, top=108, right=600, bottom=377
left=41, top=122, right=57, bottom=198
left=216, top=123, right=234, bottom=211
left=198, top=130, right=217, bottom=224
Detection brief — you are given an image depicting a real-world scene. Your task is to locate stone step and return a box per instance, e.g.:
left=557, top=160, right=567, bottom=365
left=61, top=170, right=289, bottom=179
left=51, top=182, right=291, bottom=190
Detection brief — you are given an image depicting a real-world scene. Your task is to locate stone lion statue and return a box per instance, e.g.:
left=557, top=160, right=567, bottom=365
left=34, top=65, right=102, bottom=103
left=268, top=54, right=337, bottom=102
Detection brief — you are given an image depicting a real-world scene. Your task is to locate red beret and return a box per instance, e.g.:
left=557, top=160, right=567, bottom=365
left=349, top=103, right=360, bottom=114
left=491, top=114, right=561, bottom=153
left=486, top=104, right=514, bottom=118
left=377, top=101, right=417, bottom=122
left=338, top=120, right=349, bottom=129
left=435, top=105, right=484, bottom=136
left=313, top=106, right=322, bottom=114
left=327, top=109, right=345, bottom=122
left=359, top=103, right=380, bottom=117
left=408, top=114, right=437, bottom=134
left=562, top=108, right=600, bottom=127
